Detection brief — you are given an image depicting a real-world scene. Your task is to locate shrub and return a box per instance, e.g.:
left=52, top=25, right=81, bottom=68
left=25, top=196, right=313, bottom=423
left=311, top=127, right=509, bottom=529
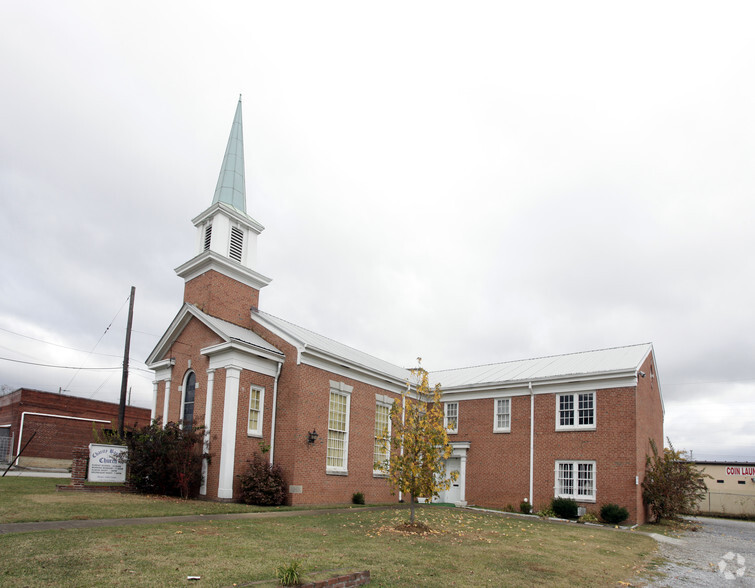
left=275, top=560, right=302, bottom=586
left=642, top=438, right=709, bottom=522
left=238, top=452, right=286, bottom=506
left=352, top=491, right=365, bottom=505
left=519, top=500, right=532, bottom=514
left=600, top=503, right=629, bottom=525
left=579, top=512, right=599, bottom=523
left=551, top=497, right=579, bottom=519
left=537, top=507, right=556, bottom=518
left=123, top=420, right=206, bottom=499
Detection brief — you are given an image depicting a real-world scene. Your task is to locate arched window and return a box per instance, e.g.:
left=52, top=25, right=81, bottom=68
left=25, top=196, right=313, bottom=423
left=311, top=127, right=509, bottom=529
left=182, top=371, right=196, bottom=428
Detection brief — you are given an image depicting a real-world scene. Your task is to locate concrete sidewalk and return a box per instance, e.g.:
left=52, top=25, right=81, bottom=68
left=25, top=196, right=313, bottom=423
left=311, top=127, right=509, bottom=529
left=0, top=505, right=403, bottom=535
left=1, top=469, right=71, bottom=478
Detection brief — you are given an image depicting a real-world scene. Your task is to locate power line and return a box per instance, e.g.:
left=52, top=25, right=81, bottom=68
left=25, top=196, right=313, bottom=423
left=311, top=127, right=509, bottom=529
left=63, top=294, right=131, bottom=391
left=0, top=356, right=120, bottom=370
left=0, top=326, right=123, bottom=358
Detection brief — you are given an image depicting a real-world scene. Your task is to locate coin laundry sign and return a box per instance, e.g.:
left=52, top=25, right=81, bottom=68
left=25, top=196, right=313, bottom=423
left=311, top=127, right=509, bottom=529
left=726, top=466, right=755, bottom=476
left=88, top=443, right=128, bottom=483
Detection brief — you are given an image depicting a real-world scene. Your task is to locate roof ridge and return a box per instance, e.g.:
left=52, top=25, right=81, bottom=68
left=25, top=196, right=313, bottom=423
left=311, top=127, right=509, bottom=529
left=430, top=343, right=652, bottom=374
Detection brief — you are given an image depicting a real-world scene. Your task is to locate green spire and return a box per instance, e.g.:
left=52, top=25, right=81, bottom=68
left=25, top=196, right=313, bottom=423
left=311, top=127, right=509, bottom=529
left=212, top=95, right=246, bottom=213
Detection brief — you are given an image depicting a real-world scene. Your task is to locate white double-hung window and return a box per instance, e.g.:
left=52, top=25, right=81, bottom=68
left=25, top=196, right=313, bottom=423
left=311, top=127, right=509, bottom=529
left=327, top=381, right=352, bottom=473
left=444, top=402, right=458, bottom=434
left=373, top=395, right=392, bottom=475
left=555, top=460, right=596, bottom=502
left=493, top=397, right=511, bottom=433
left=247, top=386, right=265, bottom=437
left=556, top=392, right=595, bottom=430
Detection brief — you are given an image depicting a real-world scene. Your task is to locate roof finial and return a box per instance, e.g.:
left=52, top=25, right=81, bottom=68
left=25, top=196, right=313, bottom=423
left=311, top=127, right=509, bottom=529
left=212, top=98, right=246, bottom=213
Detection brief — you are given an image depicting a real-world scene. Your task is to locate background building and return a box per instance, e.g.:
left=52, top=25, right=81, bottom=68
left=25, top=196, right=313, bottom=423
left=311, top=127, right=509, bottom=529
left=0, top=388, right=150, bottom=469
left=694, top=461, right=755, bottom=517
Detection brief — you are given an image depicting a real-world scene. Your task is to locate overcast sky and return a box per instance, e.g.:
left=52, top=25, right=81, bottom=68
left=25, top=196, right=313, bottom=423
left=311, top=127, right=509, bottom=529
left=1, top=1, right=753, bottom=461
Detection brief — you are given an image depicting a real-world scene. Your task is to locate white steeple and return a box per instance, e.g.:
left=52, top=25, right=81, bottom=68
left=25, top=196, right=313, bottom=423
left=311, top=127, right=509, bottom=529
left=212, top=95, right=246, bottom=213
left=175, top=97, right=271, bottom=295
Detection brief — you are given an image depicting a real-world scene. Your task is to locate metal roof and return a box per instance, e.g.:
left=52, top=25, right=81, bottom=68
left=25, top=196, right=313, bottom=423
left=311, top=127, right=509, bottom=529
left=212, top=96, right=246, bottom=213
left=195, top=307, right=282, bottom=356
left=430, top=343, right=653, bottom=389
left=252, top=309, right=411, bottom=382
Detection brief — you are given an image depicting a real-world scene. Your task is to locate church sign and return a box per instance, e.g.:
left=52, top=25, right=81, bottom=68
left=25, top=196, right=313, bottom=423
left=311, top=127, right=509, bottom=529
left=88, top=443, right=128, bottom=483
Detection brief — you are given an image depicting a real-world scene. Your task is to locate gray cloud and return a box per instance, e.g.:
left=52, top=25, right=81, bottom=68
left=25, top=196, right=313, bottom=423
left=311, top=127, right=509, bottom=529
left=1, top=1, right=753, bottom=459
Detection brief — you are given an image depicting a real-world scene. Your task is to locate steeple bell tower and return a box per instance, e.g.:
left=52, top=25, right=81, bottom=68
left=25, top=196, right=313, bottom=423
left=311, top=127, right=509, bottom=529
left=175, top=96, right=271, bottom=326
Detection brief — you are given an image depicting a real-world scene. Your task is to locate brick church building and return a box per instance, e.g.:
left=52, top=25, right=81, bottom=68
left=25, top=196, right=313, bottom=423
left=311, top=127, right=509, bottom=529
left=147, top=98, right=664, bottom=524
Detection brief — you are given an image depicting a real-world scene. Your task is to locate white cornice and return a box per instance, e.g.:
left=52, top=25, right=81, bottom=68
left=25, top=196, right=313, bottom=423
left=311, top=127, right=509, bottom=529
left=200, top=343, right=281, bottom=377
left=147, top=306, right=194, bottom=367
left=192, top=202, right=264, bottom=234
left=150, top=358, right=175, bottom=381
left=201, top=340, right=284, bottom=365
left=439, top=370, right=638, bottom=401
left=175, top=250, right=272, bottom=290
left=300, top=347, right=408, bottom=394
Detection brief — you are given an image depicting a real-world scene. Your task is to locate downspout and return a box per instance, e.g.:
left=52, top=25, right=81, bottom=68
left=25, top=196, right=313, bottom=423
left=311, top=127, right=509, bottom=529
left=529, top=382, right=534, bottom=507
left=16, top=412, right=111, bottom=456
left=398, top=380, right=408, bottom=503
left=269, top=361, right=283, bottom=465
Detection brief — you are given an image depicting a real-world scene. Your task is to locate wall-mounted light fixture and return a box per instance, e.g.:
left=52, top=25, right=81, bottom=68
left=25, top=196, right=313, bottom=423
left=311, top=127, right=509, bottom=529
left=307, top=429, right=319, bottom=445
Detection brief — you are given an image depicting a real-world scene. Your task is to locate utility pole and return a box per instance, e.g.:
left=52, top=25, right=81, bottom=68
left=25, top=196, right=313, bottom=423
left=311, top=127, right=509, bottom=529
left=118, top=286, right=136, bottom=437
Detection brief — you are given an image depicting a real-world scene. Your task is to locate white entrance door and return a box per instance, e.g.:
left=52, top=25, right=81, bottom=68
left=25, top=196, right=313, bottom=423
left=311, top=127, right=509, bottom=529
left=444, top=457, right=461, bottom=503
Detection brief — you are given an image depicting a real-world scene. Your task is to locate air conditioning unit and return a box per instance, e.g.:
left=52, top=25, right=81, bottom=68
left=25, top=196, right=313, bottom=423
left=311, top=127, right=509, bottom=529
left=577, top=506, right=586, bottom=517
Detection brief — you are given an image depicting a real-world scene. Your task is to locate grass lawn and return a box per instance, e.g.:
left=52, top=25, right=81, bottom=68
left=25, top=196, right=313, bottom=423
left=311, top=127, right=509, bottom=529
left=0, top=477, right=354, bottom=523
left=0, top=478, right=659, bottom=586
left=0, top=509, right=657, bottom=587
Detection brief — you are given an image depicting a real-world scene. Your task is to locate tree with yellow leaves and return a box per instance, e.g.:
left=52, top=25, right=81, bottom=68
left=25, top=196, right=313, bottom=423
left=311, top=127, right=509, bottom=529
left=381, top=359, right=457, bottom=524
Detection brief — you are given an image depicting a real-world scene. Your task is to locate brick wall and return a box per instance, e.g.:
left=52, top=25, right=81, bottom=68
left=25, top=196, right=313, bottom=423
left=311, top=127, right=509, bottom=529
left=282, top=363, right=400, bottom=506
left=456, top=395, right=531, bottom=509
left=456, top=383, right=657, bottom=524
left=634, top=351, right=664, bottom=523
left=250, top=320, right=402, bottom=505
left=300, top=570, right=370, bottom=588
left=184, top=270, right=260, bottom=328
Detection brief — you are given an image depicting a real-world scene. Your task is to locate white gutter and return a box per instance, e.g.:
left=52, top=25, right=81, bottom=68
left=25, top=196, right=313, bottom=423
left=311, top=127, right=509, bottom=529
left=16, top=412, right=111, bottom=455
left=269, top=361, right=283, bottom=465
left=529, top=382, right=534, bottom=506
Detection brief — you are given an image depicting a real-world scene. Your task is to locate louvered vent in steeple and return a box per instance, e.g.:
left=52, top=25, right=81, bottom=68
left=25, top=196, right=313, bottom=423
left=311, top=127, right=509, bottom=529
left=229, top=226, right=244, bottom=262
left=204, top=225, right=212, bottom=251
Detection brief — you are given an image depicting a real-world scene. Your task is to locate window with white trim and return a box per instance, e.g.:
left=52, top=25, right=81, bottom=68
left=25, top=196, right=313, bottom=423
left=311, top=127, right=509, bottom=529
left=444, top=402, right=458, bottom=434
left=181, top=371, right=196, bottom=428
left=373, top=402, right=391, bottom=475
left=327, top=382, right=352, bottom=473
left=555, top=460, right=596, bottom=501
left=556, top=392, right=595, bottom=430
left=247, top=386, right=265, bottom=437
left=494, top=397, right=511, bottom=433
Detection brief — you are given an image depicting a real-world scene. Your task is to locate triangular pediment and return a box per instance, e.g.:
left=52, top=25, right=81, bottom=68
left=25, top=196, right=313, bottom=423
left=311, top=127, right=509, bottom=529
left=146, top=303, right=283, bottom=367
